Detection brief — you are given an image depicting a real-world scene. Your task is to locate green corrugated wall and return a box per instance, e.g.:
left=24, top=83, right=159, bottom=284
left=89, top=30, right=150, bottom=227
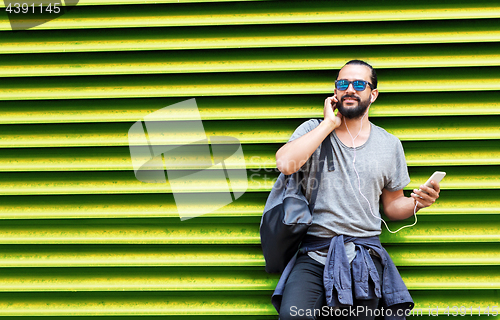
left=0, top=0, right=499, bottom=318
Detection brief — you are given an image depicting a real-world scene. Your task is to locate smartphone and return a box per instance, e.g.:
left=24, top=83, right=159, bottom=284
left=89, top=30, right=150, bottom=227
left=422, top=171, right=446, bottom=191
left=333, top=96, right=342, bottom=114
left=332, top=95, right=339, bottom=108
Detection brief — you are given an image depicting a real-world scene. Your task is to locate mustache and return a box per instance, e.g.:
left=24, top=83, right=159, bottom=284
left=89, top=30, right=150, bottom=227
left=341, top=95, right=360, bottom=102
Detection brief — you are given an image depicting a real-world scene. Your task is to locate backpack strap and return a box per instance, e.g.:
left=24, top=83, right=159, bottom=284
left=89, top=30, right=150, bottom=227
left=326, top=135, right=335, bottom=172
left=307, top=120, right=334, bottom=212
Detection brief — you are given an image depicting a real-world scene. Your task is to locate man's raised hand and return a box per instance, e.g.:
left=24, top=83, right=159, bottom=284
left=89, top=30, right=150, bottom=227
left=324, top=95, right=342, bottom=130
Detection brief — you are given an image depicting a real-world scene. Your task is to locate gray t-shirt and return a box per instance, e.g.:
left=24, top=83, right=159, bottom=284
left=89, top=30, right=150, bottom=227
left=288, top=119, right=411, bottom=264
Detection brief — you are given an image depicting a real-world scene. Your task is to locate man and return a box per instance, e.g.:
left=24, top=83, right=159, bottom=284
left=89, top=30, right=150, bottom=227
left=274, top=60, right=440, bottom=319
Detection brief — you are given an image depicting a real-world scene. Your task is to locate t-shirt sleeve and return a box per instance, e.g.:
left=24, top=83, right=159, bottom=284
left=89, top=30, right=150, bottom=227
left=384, top=139, right=411, bottom=191
left=288, top=119, right=320, bottom=143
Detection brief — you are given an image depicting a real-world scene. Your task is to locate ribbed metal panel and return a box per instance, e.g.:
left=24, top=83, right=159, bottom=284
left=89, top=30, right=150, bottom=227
left=2, top=2, right=500, bottom=29
left=0, top=0, right=499, bottom=318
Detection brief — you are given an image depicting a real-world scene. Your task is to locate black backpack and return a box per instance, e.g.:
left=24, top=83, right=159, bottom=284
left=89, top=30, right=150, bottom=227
left=260, top=133, right=333, bottom=273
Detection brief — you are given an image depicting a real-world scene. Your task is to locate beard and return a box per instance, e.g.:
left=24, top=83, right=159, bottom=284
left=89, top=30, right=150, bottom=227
left=337, top=95, right=371, bottom=119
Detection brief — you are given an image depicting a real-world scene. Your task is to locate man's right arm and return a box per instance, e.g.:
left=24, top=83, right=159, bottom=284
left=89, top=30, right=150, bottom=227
left=276, top=96, right=342, bottom=175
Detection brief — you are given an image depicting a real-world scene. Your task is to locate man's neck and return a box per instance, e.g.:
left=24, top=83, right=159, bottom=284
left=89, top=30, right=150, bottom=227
left=334, top=114, right=371, bottom=147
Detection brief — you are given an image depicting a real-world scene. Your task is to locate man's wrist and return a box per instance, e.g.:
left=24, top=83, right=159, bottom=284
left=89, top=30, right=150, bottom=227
left=413, top=197, right=421, bottom=212
left=321, top=118, right=338, bottom=131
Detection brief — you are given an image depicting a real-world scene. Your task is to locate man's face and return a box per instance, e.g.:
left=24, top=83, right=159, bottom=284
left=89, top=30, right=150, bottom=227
left=335, top=64, right=378, bottom=119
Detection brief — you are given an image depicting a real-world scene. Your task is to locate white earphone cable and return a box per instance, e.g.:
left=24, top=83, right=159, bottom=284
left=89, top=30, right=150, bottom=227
left=344, top=109, right=418, bottom=234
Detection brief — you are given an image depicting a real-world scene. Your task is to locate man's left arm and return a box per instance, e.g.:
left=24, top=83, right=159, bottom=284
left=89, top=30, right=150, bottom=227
left=381, top=181, right=441, bottom=221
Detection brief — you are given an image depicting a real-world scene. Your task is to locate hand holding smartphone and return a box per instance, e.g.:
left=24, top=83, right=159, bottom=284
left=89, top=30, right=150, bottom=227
left=323, top=95, right=342, bottom=130
left=421, top=171, right=446, bottom=193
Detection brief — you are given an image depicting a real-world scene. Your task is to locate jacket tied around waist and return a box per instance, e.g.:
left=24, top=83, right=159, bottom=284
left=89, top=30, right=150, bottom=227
left=271, top=235, right=414, bottom=320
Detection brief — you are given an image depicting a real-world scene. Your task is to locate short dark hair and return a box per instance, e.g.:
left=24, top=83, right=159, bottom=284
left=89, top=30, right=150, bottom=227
left=337, top=60, right=377, bottom=89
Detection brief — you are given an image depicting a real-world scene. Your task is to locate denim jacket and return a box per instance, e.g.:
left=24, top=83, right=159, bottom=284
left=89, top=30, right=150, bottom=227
left=272, top=235, right=414, bottom=320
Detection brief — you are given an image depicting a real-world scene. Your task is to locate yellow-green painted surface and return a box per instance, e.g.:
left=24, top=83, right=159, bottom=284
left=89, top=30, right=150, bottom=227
left=0, top=0, right=499, bottom=318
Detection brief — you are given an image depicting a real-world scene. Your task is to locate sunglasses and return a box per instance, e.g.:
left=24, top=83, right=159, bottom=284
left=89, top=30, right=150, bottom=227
left=335, top=79, right=374, bottom=91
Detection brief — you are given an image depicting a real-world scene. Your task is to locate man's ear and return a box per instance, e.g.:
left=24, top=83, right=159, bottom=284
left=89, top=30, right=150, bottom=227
left=370, top=89, right=379, bottom=103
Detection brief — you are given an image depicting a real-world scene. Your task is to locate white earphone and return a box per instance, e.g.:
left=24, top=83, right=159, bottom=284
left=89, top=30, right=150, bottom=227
left=344, top=107, right=418, bottom=234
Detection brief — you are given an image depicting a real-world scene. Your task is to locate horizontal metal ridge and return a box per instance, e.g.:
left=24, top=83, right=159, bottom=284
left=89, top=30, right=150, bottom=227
left=0, top=166, right=498, bottom=195
left=0, top=317, right=277, bottom=320
left=387, top=243, right=500, bottom=266
left=409, top=291, right=500, bottom=315
left=0, top=244, right=266, bottom=267
left=0, top=140, right=497, bottom=171
left=0, top=316, right=488, bottom=320
left=0, top=290, right=495, bottom=315
left=0, top=266, right=496, bottom=291
left=0, top=216, right=497, bottom=244
left=401, top=266, right=500, bottom=290
left=0, top=291, right=276, bottom=316
left=0, top=117, right=498, bottom=148
left=0, top=0, right=266, bottom=8
left=380, top=219, right=500, bottom=243
left=0, top=92, right=498, bottom=124
left=0, top=190, right=497, bottom=219
left=1, top=19, right=500, bottom=54
left=0, top=266, right=280, bottom=291
left=2, top=43, right=500, bottom=77
left=1, top=68, right=500, bottom=100
left=2, top=2, right=500, bottom=29
left=0, top=243, right=498, bottom=267
left=0, top=220, right=263, bottom=244
left=0, top=290, right=495, bottom=316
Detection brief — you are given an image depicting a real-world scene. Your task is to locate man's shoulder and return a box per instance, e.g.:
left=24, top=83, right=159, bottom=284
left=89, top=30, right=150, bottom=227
left=298, top=118, right=322, bottom=131
left=289, top=118, right=322, bottom=142
left=371, top=123, right=402, bottom=145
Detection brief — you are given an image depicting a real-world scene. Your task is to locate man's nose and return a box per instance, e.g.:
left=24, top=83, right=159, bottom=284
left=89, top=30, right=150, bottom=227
left=345, top=82, right=356, bottom=93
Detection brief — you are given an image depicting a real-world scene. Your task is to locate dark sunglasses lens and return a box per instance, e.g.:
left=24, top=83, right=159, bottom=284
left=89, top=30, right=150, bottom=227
left=353, top=81, right=367, bottom=91
left=336, top=80, right=349, bottom=90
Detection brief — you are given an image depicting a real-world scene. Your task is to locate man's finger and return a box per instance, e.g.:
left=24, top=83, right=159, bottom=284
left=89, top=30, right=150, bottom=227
left=431, top=180, right=441, bottom=193
left=420, top=184, right=439, bottom=198
left=413, top=189, right=435, bottom=206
